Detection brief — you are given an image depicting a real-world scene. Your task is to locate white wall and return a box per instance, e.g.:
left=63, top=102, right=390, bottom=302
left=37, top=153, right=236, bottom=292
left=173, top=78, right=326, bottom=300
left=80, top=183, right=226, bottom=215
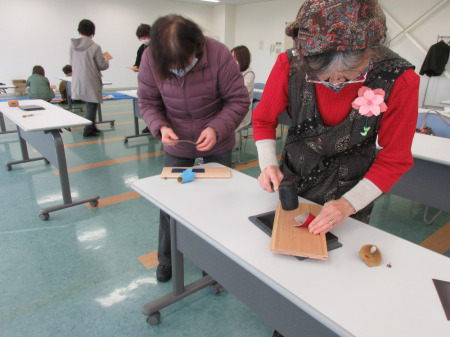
left=0, top=0, right=213, bottom=91
left=1, top=0, right=449, bottom=106
left=234, top=0, right=450, bottom=107
left=211, top=5, right=236, bottom=48
left=234, top=0, right=301, bottom=84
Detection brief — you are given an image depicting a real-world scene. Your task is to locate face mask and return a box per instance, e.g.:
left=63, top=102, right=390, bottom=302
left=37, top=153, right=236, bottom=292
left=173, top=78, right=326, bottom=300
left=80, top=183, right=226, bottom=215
left=306, top=62, right=373, bottom=93
left=321, top=81, right=351, bottom=93
left=170, top=57, right=198, bottom=78
left=142, top=39, right=150, bottom=46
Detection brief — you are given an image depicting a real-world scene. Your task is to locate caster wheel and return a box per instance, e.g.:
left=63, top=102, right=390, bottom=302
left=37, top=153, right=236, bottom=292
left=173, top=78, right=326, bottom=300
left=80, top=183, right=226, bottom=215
left=124, top=139, right=128, bottom=143
left=39, top=213, right=50, bottom=221
left=210, top=282, right=222, bottom=295
left=110, top=122, right=115, bottom=127
left=89, top=200, right=99, bottom=207
left=146, top=311, right=161, bottom=325
left=6, top=164, right=12, bottom=171
left=44, top=159, right=50, bottom=165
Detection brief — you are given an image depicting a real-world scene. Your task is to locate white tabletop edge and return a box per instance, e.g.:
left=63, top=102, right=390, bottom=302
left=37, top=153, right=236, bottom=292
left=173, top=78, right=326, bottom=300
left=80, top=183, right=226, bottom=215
left=0, top=99, right=91, bottom=131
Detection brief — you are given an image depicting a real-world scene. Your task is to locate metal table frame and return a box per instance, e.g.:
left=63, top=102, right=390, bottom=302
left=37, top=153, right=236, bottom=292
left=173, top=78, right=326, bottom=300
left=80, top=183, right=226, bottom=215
left=6, top=126, right=99, bottom=220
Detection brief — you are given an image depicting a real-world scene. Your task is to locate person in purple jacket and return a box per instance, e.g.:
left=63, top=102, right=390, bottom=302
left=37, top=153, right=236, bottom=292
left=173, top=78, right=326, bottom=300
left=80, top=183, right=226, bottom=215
left=138, top=14, right=249, bottom=282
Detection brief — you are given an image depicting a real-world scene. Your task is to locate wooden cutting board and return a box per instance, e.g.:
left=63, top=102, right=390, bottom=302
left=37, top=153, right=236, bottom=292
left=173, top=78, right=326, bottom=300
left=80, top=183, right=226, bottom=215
left=270, top=201, right=328, bottom=260
left=161, top=166, right=231, bottom=179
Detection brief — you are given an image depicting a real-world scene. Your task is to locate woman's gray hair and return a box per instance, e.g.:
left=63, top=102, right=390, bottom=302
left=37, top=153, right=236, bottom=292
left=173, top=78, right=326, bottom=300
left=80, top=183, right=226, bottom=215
left=305, top=48, right=376, bottom=75
left=304, top=32, right=389, bottom=75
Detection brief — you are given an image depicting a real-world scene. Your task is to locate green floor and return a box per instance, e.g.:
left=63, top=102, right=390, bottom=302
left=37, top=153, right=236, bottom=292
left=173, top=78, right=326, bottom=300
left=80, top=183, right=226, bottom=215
left=0, top=99, right=448, bottom=337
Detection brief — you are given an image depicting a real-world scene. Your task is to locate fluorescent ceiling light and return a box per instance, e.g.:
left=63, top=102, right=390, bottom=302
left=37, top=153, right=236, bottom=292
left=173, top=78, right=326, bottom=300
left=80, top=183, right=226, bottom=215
left=201, top=0, right=220, bottom=2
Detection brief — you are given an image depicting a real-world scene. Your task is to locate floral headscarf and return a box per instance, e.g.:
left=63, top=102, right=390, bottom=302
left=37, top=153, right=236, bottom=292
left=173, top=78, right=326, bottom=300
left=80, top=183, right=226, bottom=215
left=286, top=0, right=386, bottom=56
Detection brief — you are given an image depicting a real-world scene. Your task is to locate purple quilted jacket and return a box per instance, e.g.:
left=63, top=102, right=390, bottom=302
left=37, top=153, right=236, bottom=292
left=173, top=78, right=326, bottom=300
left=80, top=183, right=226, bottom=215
left=137, top=37, right=250, bottom=158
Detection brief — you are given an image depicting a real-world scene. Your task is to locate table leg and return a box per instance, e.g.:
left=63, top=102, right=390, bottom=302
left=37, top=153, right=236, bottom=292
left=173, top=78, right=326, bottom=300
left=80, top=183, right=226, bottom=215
left=95, top=104, right=115, bottom=127
left=5, top=126, right=46, bottom=171
left=65, top=82, right=83, bottom=113
left=38, top=130, right=99, bottom=220
left=140, top=217, right=217, bottom=324
left=123, top=97, right=151, bottom=143
left=0, top=112, right=17, bottom=135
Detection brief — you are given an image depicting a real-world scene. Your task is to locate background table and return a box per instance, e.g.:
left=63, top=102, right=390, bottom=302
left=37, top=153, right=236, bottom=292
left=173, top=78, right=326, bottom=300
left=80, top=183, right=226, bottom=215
left=116, top=90, right=152, bottom=143
left=0, top=99, right=100, bottom=220
left=388, top=133, right=450, bottom=223
left=57, top=76, right=115, bottom=126
left=132, top=165, right=450, bottom=337
left=0, top=82, right=15, bottom=93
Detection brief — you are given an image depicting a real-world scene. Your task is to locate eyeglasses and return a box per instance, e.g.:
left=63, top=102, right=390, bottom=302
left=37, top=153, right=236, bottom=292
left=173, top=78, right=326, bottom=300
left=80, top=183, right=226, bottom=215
left=305, top=62, right=373, bottom=88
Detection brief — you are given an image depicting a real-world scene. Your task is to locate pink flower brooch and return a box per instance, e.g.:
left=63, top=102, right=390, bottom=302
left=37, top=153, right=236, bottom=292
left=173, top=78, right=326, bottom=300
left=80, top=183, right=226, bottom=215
left=352, top=87, right=388, bottom=136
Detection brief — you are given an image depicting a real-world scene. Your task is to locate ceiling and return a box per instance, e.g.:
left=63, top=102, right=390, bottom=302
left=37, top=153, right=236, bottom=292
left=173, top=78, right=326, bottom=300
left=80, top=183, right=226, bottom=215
left=169, top=0, right=275, bottom=5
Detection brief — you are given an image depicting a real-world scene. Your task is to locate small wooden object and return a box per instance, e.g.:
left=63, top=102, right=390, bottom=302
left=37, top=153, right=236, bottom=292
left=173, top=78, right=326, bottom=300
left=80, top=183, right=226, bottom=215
left=359, top=244, right=382, bottom=267
left=8, top=100, right=19, bottom=107
left=271, top=202, right=328, bottom=260
left=161, top=166, right=231, bottom=179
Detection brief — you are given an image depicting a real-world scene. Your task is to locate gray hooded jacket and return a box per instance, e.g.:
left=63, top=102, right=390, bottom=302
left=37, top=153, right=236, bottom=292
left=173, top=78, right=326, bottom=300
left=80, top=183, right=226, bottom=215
left=70, top=37, right=109, bottom=103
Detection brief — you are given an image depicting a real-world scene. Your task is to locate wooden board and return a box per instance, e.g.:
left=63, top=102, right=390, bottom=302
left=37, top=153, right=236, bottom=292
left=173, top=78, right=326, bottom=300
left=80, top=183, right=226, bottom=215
left=161, top=166, right=231, bottom=179
left=270, top=201, right=328, bottom=260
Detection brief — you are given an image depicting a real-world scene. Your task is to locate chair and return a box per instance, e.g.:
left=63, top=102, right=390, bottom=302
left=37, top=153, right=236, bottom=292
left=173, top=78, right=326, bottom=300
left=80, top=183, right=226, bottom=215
left=254, top=83, right=265, bottom=90
left=234, top=100, right=260, bottom=165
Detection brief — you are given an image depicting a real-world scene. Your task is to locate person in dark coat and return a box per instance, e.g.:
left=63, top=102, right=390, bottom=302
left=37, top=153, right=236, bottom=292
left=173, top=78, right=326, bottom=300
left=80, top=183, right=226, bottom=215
left=129, top=23, right=151, bottom=73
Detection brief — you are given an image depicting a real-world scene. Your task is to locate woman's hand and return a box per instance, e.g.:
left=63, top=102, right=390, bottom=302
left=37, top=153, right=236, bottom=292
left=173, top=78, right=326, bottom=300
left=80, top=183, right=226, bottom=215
left=160, top=126, right=179, bottom=146
left=196, top=127, right=217, bottom=151
left=258, top=165, right=284, bottom=193
left=308, top=198, right=356, bottom=234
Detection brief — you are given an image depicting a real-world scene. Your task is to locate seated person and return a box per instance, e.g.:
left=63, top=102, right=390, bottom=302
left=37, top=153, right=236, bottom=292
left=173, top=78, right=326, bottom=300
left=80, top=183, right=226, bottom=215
left=26, top=65, right=55, bottom=102
left=59, top=64, right=72, bottom=104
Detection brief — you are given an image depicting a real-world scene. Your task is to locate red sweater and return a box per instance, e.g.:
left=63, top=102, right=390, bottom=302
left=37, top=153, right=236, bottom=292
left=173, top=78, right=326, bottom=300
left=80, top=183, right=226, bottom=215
left=253, top=52, right=419, bottom=193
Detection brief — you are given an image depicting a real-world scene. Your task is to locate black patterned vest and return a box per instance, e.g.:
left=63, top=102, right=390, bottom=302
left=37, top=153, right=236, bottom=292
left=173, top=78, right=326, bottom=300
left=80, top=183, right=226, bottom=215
left=280, top=47, right=414, bottom=223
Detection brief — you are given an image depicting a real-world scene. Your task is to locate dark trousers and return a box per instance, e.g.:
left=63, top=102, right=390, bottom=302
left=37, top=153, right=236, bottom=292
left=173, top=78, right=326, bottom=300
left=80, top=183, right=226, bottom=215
left=84, top=102, right=98, bottom=134
left=158, top=150, right=233, bottom=266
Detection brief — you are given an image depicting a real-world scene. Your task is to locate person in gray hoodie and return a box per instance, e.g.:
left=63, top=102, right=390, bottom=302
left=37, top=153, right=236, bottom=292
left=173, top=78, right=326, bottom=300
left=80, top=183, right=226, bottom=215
left=138, top=14, right=249, bottom=282
left=70, top=19, right=110, bottom=138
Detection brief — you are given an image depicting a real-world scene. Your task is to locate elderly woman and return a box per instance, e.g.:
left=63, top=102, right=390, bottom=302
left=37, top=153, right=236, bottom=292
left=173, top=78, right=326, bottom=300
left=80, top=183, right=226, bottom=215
left=254, top=0, right=419, bottom=244
left=138, top=15, right=249, bottom=282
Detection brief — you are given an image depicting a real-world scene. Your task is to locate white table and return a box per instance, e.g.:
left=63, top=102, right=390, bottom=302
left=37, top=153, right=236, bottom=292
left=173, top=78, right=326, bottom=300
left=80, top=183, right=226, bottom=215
left=131, top=164, right=450, bottom=337
left=0, top=99, right=100, bottom=220
left=56, top=76, right=115, bottom=126
left=388, top=133, right=450, bottom=223
left=116, top=90, right=152, bottom=143
left=0, top=82, right=15, bottom=93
